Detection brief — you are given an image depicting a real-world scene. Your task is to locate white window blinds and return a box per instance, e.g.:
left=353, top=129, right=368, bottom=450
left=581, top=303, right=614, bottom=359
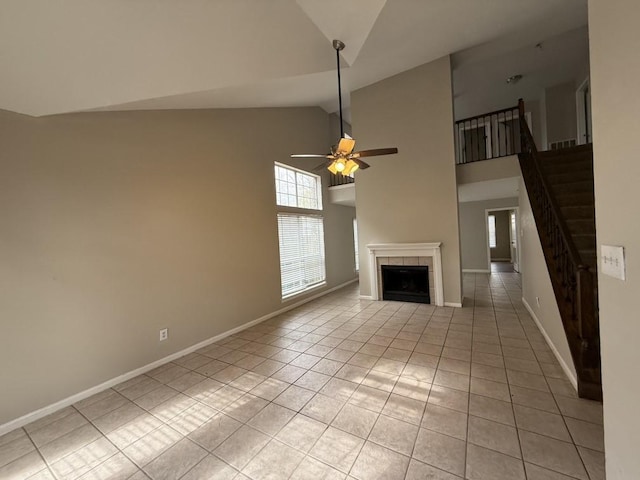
left=277, top=213, right=326, bottom=297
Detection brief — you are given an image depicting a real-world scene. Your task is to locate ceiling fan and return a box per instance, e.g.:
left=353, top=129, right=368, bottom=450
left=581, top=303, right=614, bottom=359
left=291, top=39, right=398, bottom=176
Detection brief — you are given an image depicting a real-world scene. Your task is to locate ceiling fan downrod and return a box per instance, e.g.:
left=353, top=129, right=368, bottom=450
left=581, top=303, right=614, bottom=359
left=333, top=39, right=346, bottom=139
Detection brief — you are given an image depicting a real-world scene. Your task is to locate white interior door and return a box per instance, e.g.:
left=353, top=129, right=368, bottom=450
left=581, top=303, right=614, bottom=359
left=510, top=210, right=519, bottom=272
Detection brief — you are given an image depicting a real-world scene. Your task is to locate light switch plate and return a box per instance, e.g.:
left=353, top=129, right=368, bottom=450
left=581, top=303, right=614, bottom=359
left=601, top=245, right=626, bottom=280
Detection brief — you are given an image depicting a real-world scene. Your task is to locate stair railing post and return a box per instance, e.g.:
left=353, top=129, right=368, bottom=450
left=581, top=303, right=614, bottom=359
left=577, top=268, right=598, bottom=367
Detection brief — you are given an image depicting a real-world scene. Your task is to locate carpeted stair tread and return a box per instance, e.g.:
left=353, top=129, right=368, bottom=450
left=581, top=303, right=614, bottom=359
left=566, top=218, right=596, bottom=234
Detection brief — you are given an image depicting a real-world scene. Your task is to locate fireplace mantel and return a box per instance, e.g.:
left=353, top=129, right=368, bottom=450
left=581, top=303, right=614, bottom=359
left=366, top=242, right=444, bottom=306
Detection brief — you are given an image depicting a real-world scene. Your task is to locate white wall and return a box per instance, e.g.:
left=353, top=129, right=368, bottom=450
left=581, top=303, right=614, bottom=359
left=519, top=179, right=576, bottom=383
left=545, top=82, right=579, bottom=145
left=459, top=198, right=519, bottom=271
left=452, top=27, right=590, bottom=121
left=0, top=107, right=357, bottom=426
left=456, top=156, right=521, bottom=185
left=589, top=0, right=640, bottom=477
left=352, top=56, right=462, bottom=305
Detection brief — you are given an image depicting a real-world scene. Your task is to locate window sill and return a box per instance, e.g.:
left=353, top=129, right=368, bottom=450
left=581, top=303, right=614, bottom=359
left=281, top=282, right=327, bottom=303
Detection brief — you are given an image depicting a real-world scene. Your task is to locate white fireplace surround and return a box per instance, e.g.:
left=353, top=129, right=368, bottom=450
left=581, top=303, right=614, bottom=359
left=367, top=242, right=444, bottom=306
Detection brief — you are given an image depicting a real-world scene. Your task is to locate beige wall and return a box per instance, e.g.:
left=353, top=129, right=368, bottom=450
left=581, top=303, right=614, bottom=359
left=489, top=210, right=512, bottom=261
left=545, top=82, right=578, bottom=146
left=352, top=56, right=462, bottom=304
left=526, top=98, right=546, bottom=151
left=518, top=178, right=576, bottom=382
left=456, top=155, right=520, bottom=185
left=589, top=0, right=640, bottom=477
left=459, top=198, right=518, bottom=271
left=0, top=107, right=357, bottom=425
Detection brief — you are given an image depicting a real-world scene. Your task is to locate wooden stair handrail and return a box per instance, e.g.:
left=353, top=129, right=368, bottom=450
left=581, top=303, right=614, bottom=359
left=517, top=99, right=590, bottom=272
left=518, top=99, right=601, bottom=399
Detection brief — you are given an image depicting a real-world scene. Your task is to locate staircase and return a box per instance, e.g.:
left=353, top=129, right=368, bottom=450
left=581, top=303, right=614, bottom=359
left=539, top=145, right=597, bottom=271
left=517, top=100, right=601, bottom=401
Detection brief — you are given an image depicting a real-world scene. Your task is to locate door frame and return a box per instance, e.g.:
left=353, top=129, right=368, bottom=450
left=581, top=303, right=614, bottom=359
left=576, top=76, right=591, bottom=145
left=456, top=120, right=492, bottom=164
left=485, top=206, right=520, bottom=272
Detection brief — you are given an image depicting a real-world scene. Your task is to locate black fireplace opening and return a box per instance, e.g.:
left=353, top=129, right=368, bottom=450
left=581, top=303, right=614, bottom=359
left=381, top=265, right=430, bottom=304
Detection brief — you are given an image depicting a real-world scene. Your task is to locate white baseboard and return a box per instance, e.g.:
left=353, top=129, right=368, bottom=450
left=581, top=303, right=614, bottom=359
left=462, top=269, right=491, bottom=273
left=521, top=297, right=578, bottom=391
left=358, top=295, right=373, bottom=300
left=0, top=278, right=358, bottom=436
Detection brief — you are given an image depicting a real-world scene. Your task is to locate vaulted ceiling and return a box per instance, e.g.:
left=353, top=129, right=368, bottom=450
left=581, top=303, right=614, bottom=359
left=0, top=0, right=587, bottom=117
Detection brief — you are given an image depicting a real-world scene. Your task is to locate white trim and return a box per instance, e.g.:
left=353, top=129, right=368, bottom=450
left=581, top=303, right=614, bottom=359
left=359, top=295, right=373, bottom=300
left=328, top=183, right=354, bottom=191
left=576, top=76, right=591, bottom=145
left=462, top=269, right=491, bottom=273
left=485, top=206, right=520, bottom=273
left=366, top=243, right=444, bottom=306
left=0, top=277, right=358, bottom=436
left=281, top=281, right=327, bottom=302
left=522, top=297, right=578, bottom=392
left=444, top=302, right=463, bottom=308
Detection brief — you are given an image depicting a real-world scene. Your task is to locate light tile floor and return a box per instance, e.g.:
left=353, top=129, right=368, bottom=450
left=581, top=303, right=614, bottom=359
left=0, top=272, right=605, bottom=480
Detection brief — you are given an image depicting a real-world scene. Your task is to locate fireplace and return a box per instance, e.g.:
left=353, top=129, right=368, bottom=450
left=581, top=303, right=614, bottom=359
left=381, top=265, right=430, bottom=304
left=366, top=243, right=444, bottom=306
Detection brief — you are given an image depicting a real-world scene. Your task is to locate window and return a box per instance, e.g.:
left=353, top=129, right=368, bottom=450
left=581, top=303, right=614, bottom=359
left=277, top=214, right=326, bottom=297
left=488, top=214, right=497, bottom=248
left=274, top=163, right=326, bottom=298
left=353, top=218, right=359, bottom=272
left=274, top=163, right=322, bottom=210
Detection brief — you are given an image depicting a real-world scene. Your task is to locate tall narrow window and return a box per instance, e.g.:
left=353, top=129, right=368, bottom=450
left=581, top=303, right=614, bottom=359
left=353, top=218, right=359, bottom=272
left=277, top=214, right=326, bottom=297
left=488, top=214, right=497, bottom=248
left=274, top=163, right=326, bottom=298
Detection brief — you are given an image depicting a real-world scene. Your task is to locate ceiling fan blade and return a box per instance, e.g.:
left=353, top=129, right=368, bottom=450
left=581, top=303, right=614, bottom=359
left=352, top=147, right=398, bottom=158
left=291, top=154, right=332, bottom=158
left=336, top=136, right=356, bottom=155
left=352, top=158, right=370, bottom=169
left=313, top=160, right=334, bottom=171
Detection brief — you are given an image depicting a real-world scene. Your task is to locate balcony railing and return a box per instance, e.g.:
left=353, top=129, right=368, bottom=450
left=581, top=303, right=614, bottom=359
left=455, top=105, right=522, bottom=165
left=329, top=173, right=355, bottom=187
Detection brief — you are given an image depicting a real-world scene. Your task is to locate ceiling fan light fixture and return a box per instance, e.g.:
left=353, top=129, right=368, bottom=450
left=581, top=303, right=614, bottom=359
left=327, top=157, right=358, bottom=176
left=343, top=159, right=360, bottom=175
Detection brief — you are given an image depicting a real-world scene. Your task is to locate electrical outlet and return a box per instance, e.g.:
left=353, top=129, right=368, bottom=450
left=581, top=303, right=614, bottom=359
left=536, top=296, right=540, bottom=307
left=159, top=328, right=168, bottom=342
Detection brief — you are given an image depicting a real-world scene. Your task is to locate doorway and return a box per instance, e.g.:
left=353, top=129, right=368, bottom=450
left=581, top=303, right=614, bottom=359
left=486, top=207, right=520, bottom=273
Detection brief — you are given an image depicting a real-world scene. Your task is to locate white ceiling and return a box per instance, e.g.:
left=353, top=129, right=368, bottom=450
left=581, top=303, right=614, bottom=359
left=452, top=26, right=590, bottom=120
left=0, top=0, right=588, bottom=117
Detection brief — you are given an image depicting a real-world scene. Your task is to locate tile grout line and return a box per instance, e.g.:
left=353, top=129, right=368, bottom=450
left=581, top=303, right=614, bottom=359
left=499, top=272, right=532, bottom=479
